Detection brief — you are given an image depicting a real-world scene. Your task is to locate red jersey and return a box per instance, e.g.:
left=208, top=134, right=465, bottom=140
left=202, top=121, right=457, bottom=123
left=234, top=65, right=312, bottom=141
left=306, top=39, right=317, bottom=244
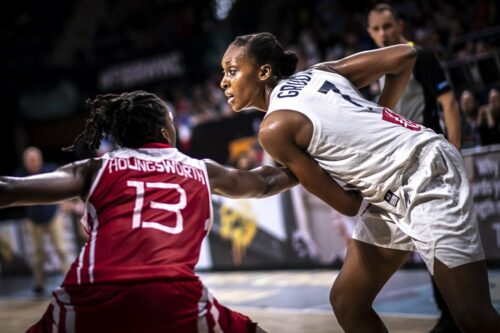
left=63, top=143, right=212, bottom=286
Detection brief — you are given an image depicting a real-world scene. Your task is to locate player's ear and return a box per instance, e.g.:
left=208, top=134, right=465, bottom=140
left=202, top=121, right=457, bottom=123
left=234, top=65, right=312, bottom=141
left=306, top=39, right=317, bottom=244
left=259, top=64, right=273, bottom=81
left=160, top=127, right=172, bottom=144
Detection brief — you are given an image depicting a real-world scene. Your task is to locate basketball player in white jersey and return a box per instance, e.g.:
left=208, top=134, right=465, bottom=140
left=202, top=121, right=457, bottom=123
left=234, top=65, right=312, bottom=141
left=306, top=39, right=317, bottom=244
left=0, top=91, right=298, bottom=333
left=367, top=5, right=462, bottom=332
left=220, top=32, right=500, bottom=332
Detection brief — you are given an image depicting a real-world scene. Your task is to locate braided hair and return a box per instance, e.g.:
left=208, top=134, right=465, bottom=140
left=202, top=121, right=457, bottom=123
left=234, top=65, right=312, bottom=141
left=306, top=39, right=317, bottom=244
left=64, top=91, right=168, bottom=153
left=231, top=32, right=299, bottom=81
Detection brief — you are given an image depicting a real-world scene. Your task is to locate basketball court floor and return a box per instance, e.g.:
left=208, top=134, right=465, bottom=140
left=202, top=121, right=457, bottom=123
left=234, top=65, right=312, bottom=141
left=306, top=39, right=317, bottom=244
left=1, top=269, right=499, bottom=332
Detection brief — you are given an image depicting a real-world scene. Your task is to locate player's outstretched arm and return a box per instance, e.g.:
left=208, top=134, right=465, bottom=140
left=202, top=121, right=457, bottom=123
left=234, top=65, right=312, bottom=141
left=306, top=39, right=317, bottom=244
left=312, top=44, right=417, bottom=109
left=205, top=160, right=298, bottom=199
left=0, top=159, right=100, bottom=208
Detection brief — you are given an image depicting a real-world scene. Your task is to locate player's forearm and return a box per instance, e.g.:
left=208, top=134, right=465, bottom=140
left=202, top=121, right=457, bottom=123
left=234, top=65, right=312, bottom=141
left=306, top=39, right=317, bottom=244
left=298, top=174, right=362, bottom=217
left=322, top=188, right=362, bottom=217
left=0, top=177, right=40, bottom=208
left=378, top=52, right=416, bottom=109
left=378, top=75, right=406, bottom=109
left=343, top=190, right=363, bottom=216
left=208, top=164, right=297, bottom=199
left=256, top=166, right=298, bottom=197
left=0, top=172, right=84, bottom=208
left=444, top=111, right=462, bottom=150
left=440, top=95, right=462, bottom=149
left=316, top=45, right=416, bottom=91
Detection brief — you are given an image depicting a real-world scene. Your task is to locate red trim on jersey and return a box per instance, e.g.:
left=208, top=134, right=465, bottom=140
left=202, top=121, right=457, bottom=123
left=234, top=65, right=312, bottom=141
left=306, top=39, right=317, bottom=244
left=141, top=142, right=172, bottom=148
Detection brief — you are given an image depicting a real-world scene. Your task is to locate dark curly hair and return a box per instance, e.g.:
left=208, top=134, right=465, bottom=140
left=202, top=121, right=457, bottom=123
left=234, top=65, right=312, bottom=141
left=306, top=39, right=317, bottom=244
left=64, top=91, right=168, bottom=152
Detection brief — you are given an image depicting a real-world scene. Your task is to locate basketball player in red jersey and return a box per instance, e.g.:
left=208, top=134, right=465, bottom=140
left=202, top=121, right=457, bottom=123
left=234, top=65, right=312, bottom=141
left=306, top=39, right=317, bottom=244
left=0, top=91, right=299, bottom=333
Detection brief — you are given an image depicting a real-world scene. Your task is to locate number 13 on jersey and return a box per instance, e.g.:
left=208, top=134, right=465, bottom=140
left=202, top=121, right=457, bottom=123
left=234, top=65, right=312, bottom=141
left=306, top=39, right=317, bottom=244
left=127, top=181, right=187, bottom=234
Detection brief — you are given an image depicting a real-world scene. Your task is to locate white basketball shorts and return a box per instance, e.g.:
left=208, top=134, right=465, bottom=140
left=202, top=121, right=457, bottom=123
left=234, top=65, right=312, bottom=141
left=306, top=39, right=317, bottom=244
left=352, top=138, right=485, bottom=275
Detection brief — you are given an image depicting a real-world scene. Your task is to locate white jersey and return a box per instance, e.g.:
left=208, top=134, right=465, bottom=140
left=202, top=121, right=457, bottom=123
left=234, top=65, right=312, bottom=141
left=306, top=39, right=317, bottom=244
left=266, top=69, right=443, bottom=215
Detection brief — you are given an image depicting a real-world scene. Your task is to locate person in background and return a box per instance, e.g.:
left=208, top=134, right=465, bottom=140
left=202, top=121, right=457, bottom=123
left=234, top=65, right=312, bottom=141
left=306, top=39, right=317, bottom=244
left=16, top=146, right=69, bottom=295
left=366, top=4, right=462, bottom=332
left=460, top=90, right=482, bottom=148
left=478, top=88, right=500, bottom=145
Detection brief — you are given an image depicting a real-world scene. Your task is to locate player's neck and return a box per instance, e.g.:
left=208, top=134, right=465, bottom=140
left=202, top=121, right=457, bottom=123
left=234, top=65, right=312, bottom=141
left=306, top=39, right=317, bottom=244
left=261, top=85, right=274, bottom=111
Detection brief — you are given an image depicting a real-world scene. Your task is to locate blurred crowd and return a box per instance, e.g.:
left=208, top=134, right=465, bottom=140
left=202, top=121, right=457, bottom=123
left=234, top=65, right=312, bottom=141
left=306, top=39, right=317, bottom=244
left=162, top=0, right=500, bottom=164
left=160, top=0, right=500, bottom=161
left=2, top=0, right=500, bottom=167
left=460, top=87, right=500, bottom=148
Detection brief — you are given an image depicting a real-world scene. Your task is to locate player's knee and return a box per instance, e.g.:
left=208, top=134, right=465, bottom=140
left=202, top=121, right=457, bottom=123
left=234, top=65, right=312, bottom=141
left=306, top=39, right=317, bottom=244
left=331, top=279, right=377, bottom=322
left=329, top=282, right=355, bottom=320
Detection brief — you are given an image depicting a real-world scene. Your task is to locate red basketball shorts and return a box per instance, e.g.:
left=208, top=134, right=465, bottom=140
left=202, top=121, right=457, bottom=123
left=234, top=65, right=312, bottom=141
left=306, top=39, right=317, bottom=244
left=26, top=279, right=257, bottom=333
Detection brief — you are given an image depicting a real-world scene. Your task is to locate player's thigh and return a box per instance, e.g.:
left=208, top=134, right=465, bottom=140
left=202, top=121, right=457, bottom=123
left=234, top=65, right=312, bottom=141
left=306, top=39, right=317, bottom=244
left=332, top=239, right=411, bottom=303
left=335, top=206, right=414, bottom=301
left=433, top=259, right=493, bottom=316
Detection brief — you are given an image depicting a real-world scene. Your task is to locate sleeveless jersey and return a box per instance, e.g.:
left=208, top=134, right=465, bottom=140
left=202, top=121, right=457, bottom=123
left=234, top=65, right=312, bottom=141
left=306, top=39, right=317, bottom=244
left=266, top=69, right=443, bottom=215
left=63, top=143, right=212, bottom=286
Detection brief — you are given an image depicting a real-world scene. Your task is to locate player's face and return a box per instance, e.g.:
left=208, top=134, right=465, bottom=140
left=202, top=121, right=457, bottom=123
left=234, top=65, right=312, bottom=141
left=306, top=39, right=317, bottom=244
left=220, top=45, right=263, bottom=112
left=460, top=91, right=476, bottom=114
left=367, top=10, right=403, bottom=47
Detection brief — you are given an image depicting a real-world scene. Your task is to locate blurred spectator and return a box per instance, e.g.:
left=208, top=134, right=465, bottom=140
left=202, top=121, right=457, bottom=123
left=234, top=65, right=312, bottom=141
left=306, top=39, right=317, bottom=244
left=460, top=90, right=482, bottom=148
left=228, top=136, right=263, bottom=170
left=16, top=147, right=69, bottom=295
left=190, top=85, right=218, bottom=126
left=477, top=88, right=500, bottom=145
left=60, top=198, right=88, bottom=250
left=366, top=3, right=461, bottom=149
left=0, top=233, right=31, bottom=277
left=233, top=151, right=258, bottom=171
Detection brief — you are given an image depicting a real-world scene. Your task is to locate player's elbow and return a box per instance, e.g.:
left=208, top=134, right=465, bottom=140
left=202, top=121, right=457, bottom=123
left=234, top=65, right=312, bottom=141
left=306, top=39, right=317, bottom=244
left=401, top=45, right=417, bottom=69
left=408, top=45, right=418, bottom=58
left=400, top=44, right=417, bottom=61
